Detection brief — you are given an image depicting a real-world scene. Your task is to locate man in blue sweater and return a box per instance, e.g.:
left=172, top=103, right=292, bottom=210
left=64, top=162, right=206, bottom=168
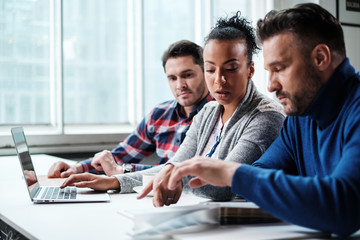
left=168, top=3, right=360, bottom=237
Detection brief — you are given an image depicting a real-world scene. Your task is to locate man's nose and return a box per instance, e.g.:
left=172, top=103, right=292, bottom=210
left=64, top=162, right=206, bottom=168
left=267, top=73, right=281, bottom=93
left=176, top=78, right=187, bottom=89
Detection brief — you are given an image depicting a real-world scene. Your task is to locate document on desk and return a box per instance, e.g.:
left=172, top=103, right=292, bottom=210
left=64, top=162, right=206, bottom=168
left=119, top=204, right=220, bottom=239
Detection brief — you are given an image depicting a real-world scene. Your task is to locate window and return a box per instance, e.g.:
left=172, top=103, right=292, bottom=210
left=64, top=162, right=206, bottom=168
left=143, top=0, right=196, bottom=111
left=63, top=0, right=129, bottom=124
left=0, top=0, right=52, bottom=125
left=0, top=0, right=270, bottom=155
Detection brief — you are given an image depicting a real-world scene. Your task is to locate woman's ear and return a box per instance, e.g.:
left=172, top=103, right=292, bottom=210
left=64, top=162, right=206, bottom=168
left=312, top=44, right=331, bottom=72
left=248, top=61, right=255, bottom=79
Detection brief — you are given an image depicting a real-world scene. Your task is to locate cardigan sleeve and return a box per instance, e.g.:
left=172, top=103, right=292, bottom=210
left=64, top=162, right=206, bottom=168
left=114, top=165, right=164, bottom=193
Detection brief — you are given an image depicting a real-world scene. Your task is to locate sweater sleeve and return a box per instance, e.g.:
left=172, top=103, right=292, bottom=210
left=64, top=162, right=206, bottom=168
left=187, top=110, right=285, bottom=201
left=114, top=165, right=164, bottom=193
left=232, top=117, right=360, bottom=237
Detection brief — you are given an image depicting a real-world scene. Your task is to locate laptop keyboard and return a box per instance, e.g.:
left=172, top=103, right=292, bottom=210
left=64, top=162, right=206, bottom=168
left=40, top=186, right=77, bottom=200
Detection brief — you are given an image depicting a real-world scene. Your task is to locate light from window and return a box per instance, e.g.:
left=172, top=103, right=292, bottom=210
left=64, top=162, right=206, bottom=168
left=63, top=0, right=129, bottom=124
left=0, top=0, right=51, bottom=125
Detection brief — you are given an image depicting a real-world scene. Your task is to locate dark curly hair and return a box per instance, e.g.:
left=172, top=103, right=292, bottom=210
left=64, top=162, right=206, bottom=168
left=205, top=11, right=259, bottom=65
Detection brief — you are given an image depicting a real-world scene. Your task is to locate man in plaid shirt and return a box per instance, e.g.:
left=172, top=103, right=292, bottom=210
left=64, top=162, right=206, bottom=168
left=48, top=40, right=212, bottom=178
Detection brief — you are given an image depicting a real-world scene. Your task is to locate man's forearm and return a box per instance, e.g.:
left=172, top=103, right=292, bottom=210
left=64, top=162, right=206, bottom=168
left=74, top=163, right=84, bottom=173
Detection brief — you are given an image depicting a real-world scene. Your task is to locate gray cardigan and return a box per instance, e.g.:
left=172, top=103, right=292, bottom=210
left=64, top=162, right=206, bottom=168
left=114, top=80, right=285, bottom=200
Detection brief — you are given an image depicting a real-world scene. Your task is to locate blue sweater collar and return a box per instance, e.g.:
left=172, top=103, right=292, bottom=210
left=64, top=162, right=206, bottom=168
left=303, top=58, right=356, bottom=128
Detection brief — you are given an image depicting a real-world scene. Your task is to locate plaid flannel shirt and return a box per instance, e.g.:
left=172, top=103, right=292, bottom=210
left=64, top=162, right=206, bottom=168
left=81, top=93, right=213, bottom=173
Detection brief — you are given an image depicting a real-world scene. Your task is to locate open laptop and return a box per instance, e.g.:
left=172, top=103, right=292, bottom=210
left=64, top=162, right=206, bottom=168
left=11, top=126, right=110, bottom=203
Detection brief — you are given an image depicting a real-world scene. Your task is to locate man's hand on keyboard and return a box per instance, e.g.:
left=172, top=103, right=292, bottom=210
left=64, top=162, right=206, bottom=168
left=60, top=173, right=120, bottom=192
left=48, top=161, right=84, bottom=178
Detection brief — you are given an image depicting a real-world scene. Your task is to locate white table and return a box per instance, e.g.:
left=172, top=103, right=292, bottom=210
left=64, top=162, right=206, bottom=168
left=0, top=154, right=355, bottom=240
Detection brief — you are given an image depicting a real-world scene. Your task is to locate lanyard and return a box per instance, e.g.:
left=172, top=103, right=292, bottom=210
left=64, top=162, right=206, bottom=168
left=205, top=135, right=223, bottom=158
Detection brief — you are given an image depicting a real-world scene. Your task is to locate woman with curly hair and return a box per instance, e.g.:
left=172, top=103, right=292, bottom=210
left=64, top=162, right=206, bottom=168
left=61, top=12, right=284, bottom=207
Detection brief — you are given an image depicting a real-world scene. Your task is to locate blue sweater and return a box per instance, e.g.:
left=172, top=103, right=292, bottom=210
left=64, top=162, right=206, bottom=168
left=232, top=58, right=360, bottom=237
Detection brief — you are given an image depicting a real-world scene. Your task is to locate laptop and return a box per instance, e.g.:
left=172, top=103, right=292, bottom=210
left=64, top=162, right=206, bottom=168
left=11, top=126, right=110, bottom=203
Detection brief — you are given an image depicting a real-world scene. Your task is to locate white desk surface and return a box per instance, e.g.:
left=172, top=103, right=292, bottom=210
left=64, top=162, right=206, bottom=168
left=0, top=154, right=356, bottom=240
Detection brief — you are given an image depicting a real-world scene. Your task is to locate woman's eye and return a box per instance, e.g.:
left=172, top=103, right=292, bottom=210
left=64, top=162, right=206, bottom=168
left=226, top=67, right=238, bottom=72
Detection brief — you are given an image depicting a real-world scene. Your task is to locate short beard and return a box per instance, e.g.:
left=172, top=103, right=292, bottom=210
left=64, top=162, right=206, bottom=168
left=280, top=64, right=323, bottom=116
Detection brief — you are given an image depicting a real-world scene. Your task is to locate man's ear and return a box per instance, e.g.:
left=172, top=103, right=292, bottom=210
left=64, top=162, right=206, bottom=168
left=311, top=44, right=331, bottom=72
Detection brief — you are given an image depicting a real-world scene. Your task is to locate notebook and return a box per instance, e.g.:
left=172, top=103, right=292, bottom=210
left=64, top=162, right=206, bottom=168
left=11, top=126, right=110, bottom=203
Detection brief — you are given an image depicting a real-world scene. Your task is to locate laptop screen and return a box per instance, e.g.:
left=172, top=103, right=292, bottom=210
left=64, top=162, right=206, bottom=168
left=11, top=127, right=40, bottom=199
